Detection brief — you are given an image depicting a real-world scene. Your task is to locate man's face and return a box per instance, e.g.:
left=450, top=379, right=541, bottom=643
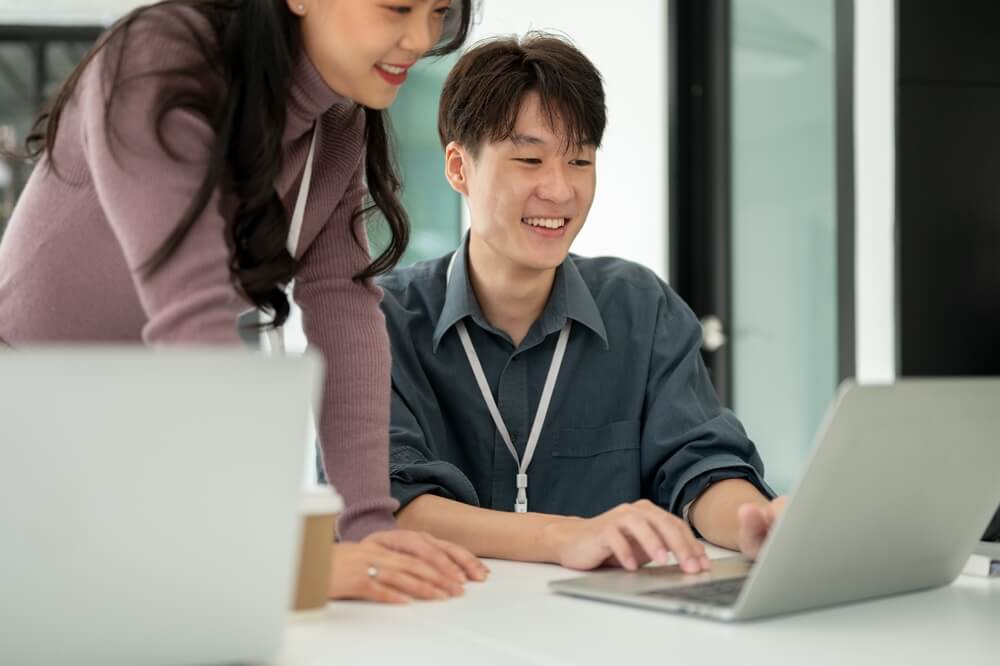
left=451, top=92, right=597, bottom=272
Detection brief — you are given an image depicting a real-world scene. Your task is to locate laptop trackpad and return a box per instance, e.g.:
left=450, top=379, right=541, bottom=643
left=553, top=556, right=752, bottom=596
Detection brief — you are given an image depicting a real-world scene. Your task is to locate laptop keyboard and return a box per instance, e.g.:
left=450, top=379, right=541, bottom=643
left=639, top=576, right=747, bottom=607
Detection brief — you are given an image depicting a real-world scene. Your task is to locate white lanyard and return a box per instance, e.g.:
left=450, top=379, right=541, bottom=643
left=265, top=124, right=318, bottom=355
left=264, top=125, right=319, bottom=486
left=446, top=252, right=571, bottom=513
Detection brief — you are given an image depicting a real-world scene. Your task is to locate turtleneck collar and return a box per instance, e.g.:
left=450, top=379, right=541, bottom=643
left=284, top=50, right=356, bottom=143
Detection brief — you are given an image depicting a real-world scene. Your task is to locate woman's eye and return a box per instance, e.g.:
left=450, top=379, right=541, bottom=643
left=515, top=158, right=542, bottom=165
left=434, top=6, right=451, bottom=18
left=571, top=159, right=593, bottom=167
left=384, top=5, right=412, bottom=15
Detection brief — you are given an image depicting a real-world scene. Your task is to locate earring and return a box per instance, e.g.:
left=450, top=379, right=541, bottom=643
left=296, top=3, right=304, bottom=13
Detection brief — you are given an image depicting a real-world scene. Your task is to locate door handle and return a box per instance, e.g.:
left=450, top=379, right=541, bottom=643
left=699, top=315, right=727, bottom=352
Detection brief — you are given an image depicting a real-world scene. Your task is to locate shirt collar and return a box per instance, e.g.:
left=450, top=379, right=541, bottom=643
left=432, top=234, right=609, bottom=352
left=559, top=252, right=609, bottom=348
left=432, top=237, right=483, bottom=352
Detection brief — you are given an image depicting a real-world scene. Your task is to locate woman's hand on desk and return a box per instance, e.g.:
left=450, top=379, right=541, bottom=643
left=328, top=530, right=489, bottom=604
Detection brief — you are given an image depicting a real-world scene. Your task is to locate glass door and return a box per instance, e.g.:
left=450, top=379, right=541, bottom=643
left=730, top=0, right=840, bottom=493
left=670, top=0, right=850, bottom=494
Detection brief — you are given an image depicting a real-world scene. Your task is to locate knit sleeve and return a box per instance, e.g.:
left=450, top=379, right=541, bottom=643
left=79, top=11, right=245, bottom=344
left=293, top=162, right=399, bottom=541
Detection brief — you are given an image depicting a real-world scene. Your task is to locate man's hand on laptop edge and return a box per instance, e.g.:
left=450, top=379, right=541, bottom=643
left=688, top=479, right=787, bottom=558
left=737, top=497, right=788, bottom=560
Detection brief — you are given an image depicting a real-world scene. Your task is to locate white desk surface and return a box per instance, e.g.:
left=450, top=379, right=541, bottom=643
left=267, top=546, right=1000, bottom=666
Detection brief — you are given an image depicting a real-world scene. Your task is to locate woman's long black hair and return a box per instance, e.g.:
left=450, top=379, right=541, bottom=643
left=22, top=0, right=473, bottom=327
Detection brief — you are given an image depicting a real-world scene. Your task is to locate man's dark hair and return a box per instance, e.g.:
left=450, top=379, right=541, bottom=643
left=438, top=32, right=607, bottom=157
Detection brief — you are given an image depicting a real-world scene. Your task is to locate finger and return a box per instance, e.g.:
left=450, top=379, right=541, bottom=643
left=622, top=535, right=654, bottom=567
left=636, top=502, right=708, bottom=560
left=386, top=533, right=469, bottom=584
left=740, top=503, right=771, bottom=537
left=363, top=579, right=412, bottom=605
left=644, top=512, right=705, bottom=573
left=737, top=504, right=770, bottom=558
left=404, top=534, right=471, bottom=584
left=603, top=525, right=639, bottom=571
left=428, top=535, right=490, bottom=582
left=410, top=534, right=480, bottom=583
left=373, top=565, right=455, bottom=601
left=385, top=551, right=464, bottom=597
left=618, top=514, right=670, bottom=566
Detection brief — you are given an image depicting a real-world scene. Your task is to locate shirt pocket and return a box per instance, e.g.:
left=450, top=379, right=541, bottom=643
left=541, top=419, right=642, bottom=517
left=552, top=420, right=641, bottom=458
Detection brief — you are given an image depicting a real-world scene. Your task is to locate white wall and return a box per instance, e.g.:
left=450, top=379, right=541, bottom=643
left=0, top=1, right=141, bottom=25
left=464, top=0, right=669, bottom=278
left=853, top=0, right=896, bottom=383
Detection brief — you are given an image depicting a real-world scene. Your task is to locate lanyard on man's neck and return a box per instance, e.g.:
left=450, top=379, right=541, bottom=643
left=446, top=250, right=571, bottom=513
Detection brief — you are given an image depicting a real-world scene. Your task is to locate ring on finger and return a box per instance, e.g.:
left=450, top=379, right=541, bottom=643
left=367, top=565, right=379, bottom=580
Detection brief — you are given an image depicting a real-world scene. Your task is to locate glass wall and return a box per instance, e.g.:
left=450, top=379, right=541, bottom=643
left=730, top=0, right=838, bottom=493
left=379, top=55, right=463, bottom=264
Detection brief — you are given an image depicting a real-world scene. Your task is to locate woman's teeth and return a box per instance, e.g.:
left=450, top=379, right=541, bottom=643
left=377, top=64, right=405, bottom=75
left=523, top=217, right=567, bottom=229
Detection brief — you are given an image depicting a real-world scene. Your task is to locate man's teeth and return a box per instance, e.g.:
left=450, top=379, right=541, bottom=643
left=523, top=217, right=566, bottom=229
left=377, top=64, right=405, bottom=75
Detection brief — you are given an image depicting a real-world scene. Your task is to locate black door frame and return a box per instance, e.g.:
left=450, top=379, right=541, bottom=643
left=668, top=0, right=733, bottom=402
left=0, top=25, right=104, bottom=111
left=668, top=0, right=856, bottom=406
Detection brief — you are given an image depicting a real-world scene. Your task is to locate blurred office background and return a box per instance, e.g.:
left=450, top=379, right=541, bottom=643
left=1, top=1, right=997, bottom=502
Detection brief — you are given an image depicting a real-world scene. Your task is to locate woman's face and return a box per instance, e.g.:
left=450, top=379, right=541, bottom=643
left=292, top=0, right=454, bottom=109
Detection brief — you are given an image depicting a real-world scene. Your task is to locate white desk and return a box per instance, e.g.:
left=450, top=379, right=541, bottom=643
left=268, top=547, right=1000, bottom=666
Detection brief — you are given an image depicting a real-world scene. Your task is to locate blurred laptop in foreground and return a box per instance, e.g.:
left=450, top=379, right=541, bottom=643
left=0, top=349, right=322, bottom=666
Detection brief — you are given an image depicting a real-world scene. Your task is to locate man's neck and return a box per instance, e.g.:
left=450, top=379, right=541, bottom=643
left=467, top=235, right=556, bottom=347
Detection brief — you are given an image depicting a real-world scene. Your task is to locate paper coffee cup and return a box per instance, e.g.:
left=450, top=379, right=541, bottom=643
left=291, top=485, right=343, bottom=612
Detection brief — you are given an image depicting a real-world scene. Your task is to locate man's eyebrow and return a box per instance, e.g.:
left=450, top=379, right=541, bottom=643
left=508, top=133, right=547, bottom=146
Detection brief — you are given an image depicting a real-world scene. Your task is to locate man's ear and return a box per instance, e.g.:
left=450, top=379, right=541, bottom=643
left=444, top=141, right=471, bottom=197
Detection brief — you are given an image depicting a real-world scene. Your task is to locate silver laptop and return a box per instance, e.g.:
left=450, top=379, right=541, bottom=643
left=0, top=348, right=323, bottom=666
left=550, top=378, right=1000, bottom=621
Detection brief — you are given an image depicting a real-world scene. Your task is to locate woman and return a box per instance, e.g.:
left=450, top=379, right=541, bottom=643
left=0, top=0, right=487, bottom=604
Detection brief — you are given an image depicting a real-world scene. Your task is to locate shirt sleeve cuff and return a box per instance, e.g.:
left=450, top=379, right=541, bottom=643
left=668, top=455, right=776, bottom=517
left=675, top=464, right=776, bottom=538
left=390, top=459, right=481, bottom=511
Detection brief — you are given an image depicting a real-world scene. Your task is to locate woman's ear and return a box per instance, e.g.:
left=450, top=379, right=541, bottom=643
left=286, top=0, right=307, bottom=16
left=444, top=141, right=471, bottom=196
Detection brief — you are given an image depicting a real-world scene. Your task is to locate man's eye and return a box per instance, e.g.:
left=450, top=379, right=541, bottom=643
left=515, top=158, right=542, bottom=165
left=571, top=159, right=593, bottom=167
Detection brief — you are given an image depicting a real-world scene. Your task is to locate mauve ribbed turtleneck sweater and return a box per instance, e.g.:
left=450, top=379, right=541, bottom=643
left=0, top=7, right=398, bottom=540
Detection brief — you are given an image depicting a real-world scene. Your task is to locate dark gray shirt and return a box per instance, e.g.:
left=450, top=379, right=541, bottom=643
left=378, top=239, right=774, bottom=519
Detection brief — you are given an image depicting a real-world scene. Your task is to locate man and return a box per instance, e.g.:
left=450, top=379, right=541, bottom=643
left=378, top=33, right=784, bottom=574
